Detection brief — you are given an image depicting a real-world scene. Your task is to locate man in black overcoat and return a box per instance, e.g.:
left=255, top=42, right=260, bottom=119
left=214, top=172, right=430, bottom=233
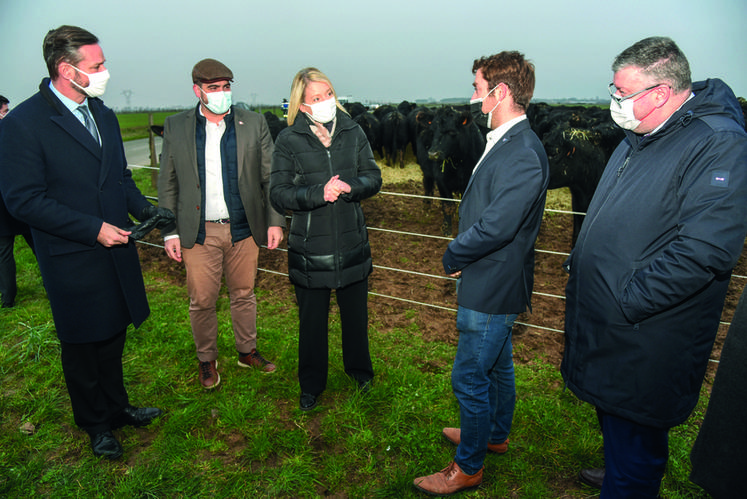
left=0, top=25, right=168, bottom=460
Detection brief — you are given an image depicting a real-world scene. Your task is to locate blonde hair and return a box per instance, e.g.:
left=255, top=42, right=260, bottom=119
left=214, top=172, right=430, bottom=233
left=287, top=67, right=348, bottom=125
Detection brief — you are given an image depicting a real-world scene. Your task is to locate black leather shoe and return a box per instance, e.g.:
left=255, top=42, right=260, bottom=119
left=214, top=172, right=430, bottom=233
left=357, top=378, right=373, bottom=394
left=90, top=431, right=123, bottom=460
left=300, top=392, right=318, bottom=411
left=579, top=467, right=604, bottom=489
left=112, top=405, right=163, bottom=429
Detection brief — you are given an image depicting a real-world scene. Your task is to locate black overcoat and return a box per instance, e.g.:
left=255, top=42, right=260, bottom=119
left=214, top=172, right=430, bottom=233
left=0, top=79, right=151, bottom=342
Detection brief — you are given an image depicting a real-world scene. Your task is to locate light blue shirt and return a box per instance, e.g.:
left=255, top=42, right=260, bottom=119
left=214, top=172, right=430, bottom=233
left=48, top=81, right=101, bottom=142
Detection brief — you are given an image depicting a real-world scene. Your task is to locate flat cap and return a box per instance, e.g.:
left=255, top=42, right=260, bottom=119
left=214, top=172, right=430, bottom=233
left=192, top=58, right=233, bottom=84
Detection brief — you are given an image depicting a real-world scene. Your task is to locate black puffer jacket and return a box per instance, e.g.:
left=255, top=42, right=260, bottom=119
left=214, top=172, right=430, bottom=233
left=270, top=111, right=381, bottom=289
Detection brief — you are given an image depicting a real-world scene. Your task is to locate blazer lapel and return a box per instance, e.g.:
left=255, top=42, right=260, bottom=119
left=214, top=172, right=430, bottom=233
left=235, top=111, right=246, bottom=181
left=181, top=109, right=199, bottom=179
left=463, top=120, right=529, bottom=196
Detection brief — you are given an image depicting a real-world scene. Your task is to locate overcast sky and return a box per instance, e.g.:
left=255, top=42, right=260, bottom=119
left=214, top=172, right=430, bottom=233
left=2, top=0, right=745, bottom=111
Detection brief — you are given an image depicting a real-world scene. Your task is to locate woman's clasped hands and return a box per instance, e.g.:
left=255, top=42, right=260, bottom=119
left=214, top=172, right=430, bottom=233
left=324, top=174, right=351, bottom=203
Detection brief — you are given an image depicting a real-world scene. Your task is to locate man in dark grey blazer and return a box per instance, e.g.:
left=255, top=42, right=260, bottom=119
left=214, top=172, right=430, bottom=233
left=158, top=59, right=285, bottom=389
left=414, top=52, right=549, bottom=496
left=0, top=25, right=165, bottom=460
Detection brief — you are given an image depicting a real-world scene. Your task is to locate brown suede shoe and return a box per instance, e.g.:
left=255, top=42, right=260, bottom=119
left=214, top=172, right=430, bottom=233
left=442, top=427, right=509, bottom=454
left=238, top=348, right=276, bottom=373
left=413, top=461, right=483, bottom=496
left=199, top=360, right=220, bottom=389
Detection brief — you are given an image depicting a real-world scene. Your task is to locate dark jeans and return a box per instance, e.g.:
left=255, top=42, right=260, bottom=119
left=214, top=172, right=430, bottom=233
left=294, top=278, right=373, bottom=396
left=60, top=329, right=130, bottom=435
left=597, top=408, right=669, bottom=499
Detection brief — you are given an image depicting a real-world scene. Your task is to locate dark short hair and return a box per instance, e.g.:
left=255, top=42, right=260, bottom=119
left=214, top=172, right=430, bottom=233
left=612, top=36, right=691, bottom=93
left=472, top=51, right=535, bottom=111
left=0, top=95, right=8, bottom=106
left=42, top=25, right=99, bottom=80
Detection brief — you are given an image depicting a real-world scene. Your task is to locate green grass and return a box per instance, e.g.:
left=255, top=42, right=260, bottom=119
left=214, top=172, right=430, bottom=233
left=0, top=179, right=712, bottom=497
left=117, top=111, right=179, bottom=141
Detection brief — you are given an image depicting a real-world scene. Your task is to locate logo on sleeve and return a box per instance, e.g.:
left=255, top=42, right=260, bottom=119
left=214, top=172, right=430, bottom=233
left=710, top=171, right=729, bottom=187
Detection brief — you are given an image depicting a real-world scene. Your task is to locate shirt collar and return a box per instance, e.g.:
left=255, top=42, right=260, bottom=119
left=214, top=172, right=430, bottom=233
left=485, top=114, right=527, bottom=144
left=48, top=80, right=89, bottom=114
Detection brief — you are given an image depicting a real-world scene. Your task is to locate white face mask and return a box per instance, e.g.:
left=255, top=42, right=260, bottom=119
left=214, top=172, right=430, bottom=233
left=609, top=97, right=641, bottom=131
left=304, top=96, right=337, bottom=123
left=470, top=84, right=501, bottom=129
left=201, top=88, right=232, bottom=115
left=69, top=65, right=110, bottom=98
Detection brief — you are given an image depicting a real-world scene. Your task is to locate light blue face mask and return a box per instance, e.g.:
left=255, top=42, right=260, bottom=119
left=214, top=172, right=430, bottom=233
left=201, top=88, right=232, bottom=114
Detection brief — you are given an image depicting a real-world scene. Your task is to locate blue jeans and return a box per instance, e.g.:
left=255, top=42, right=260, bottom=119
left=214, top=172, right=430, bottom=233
left=452, top=306, right=517, bottom=475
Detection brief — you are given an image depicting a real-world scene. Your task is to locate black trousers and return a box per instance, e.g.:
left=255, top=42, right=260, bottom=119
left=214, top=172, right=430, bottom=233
left=294, top=278, right=373, bottom=395
left=0, top=232, right=33, bottom=306
left=59, top=329, right=130, bottom=435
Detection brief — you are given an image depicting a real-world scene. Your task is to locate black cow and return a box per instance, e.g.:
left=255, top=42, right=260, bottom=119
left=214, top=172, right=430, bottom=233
left=526, top=104, right=625, bottom=246
left=372, top=104, right=395, bottom=121
left=397, top=100, right=417, bottom=116
left=540, top=117, right=625, bottom=245
left=418, top=106, right=485, bottom=235
left=380, top=110, right=408, bottom=168
left=263, top=112, right=288, bottom=142
left=344, top=101, right=367, bottom=118
left=412, top=107, right=436, bottom=198
left=354, top=111, right=382, bottom=158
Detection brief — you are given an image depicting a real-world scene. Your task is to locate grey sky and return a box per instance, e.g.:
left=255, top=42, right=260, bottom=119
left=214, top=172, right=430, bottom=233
left=2, top=0, right=745, bottom=111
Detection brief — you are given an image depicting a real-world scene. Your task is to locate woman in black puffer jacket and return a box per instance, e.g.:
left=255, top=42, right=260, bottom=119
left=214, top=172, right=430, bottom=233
left=270, top=67, right=381, bottom=411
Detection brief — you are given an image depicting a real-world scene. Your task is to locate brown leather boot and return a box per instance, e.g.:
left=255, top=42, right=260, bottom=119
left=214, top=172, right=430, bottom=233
left=442, top=427, right=509, bottom=454
left=413, top=461, right=483, bottom=496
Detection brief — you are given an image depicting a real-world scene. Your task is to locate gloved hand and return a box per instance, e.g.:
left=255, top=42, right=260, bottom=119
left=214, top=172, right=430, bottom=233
left=139, top=204, right=175, bottom=229
left=130, top=205, right=176, bottom=240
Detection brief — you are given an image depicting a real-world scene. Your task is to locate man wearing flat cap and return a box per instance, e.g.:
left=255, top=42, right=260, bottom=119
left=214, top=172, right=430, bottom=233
left=158, top=58, right=285, bottom=388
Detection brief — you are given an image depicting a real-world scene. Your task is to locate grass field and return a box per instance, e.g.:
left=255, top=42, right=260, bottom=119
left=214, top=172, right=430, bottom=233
left=117, top=111, right=179, bottom=141
left=0, top=162, right=713, bottom=498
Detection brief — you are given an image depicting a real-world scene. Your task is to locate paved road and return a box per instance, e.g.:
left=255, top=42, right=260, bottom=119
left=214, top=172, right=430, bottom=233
left=124, top=137, right=162, bottom=169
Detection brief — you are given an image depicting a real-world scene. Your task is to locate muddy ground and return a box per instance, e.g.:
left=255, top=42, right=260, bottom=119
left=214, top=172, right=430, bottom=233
left=137, top=170, right=746, bottom=384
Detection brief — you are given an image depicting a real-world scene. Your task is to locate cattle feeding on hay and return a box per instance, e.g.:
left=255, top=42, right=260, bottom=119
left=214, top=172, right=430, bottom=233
left=530, top=104, right=625, bottom=245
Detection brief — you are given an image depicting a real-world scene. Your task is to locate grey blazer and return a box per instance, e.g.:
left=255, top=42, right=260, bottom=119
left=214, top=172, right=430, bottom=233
left=157, top=105, right=285, bottom=247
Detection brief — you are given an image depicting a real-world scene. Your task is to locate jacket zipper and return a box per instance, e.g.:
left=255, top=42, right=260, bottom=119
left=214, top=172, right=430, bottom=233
left=326, top=148, right=342, bottom=288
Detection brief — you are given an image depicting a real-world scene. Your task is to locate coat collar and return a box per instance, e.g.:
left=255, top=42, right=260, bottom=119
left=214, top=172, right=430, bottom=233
left=40, top=78, right=103, bottom=161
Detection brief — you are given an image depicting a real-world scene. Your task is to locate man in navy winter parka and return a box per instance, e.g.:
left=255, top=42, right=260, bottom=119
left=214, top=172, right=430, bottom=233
left=562, top=37, right=747, bottom=497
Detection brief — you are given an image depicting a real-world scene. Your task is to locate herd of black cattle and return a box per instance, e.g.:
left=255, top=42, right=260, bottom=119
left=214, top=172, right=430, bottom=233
left=263, top=100, right=632, bottom=242
left=160, top=97, right=747, bottom=244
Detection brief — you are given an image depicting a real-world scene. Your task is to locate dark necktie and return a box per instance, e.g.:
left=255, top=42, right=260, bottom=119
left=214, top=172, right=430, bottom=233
left=78, top=105, right=100, bottom=145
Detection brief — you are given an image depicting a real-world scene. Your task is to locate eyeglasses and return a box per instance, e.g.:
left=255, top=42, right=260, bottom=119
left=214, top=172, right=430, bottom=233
left=608, top=83, right=663, bottom=105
